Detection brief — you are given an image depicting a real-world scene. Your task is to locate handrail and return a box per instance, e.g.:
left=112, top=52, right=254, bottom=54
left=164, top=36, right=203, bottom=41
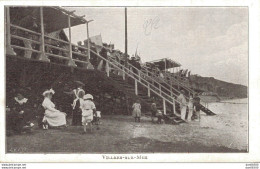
left=127, top=61, right=192, bottom=98
left=11, top=34, right=41, bottom=44
left=163, top=71, right=191, bottom=87
left=10, top=24, right=91, bottom=65
left=46, top=52, right=70, bottom=60
left=128, top=63, right=180, bottom=98
left=11, top=45, right=42, bottom=53
left=44, top=35, right=69, bottom=44
left=89, top=49, right=183, bottom=107
left=45, top=44, right=69, bottom=52
left=109, top=57, right=177, bottom=102
left=10, top=24, right=41, bottom=36
left=72, top=51, right=88, bottom=58
left=142, top=65, right=194, bottom=95
left=163, top=71, right=194, bottom=94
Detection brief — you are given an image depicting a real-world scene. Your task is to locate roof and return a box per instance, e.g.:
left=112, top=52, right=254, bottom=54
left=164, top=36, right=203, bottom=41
left=145, top=58, right=181, bottom=70
left=10, top=6, right=86, bottom=33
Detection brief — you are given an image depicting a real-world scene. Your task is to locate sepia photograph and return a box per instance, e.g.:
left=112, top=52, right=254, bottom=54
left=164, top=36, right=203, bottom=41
left=2, top=3, right=253, bottom=160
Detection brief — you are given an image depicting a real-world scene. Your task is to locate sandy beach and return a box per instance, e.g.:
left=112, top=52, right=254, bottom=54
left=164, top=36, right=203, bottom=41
left=6, top=99, right=248, bottom=153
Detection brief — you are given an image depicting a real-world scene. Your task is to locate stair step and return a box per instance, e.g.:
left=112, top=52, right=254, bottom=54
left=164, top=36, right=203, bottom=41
left=116, top=81, right=126, bottom=84
left=143, top=100, right=154, bottom=103
left=123, top=85, right=132, bottom=88
left=138, top=95, right=148, bottom=98
left=110, top=75, right=122, bottom=79
left=112, top=78, right=124, bottom=82
left=126, top=88, right=135, bottom=91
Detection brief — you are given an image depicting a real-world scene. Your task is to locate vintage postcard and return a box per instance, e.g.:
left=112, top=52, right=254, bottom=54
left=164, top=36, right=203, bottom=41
left=0, top=0, right=259, bottom=163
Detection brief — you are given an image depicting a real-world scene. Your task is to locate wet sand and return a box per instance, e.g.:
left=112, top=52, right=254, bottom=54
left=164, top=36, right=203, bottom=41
left=6, top=114, right=247, bottom=153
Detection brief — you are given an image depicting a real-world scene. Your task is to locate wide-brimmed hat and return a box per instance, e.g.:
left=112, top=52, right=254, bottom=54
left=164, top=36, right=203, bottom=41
left=42, top=88, right=55, bottom=96
left=83, top=94, right=93, bottom=100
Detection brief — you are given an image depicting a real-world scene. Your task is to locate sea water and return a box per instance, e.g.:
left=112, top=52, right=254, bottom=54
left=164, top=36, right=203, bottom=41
left=200, top=98, right=248, bottom=150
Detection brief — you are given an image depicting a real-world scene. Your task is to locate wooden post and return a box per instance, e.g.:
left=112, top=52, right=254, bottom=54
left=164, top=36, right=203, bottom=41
left=86, top=22, right=90, bottom=62
left=38, top=7, right=49, bottom=61
left=123, top=67, right=125, bottom=80
left=148, top=83, right=150, bottom=97
left=106, top=62, right=110, bottom=77
left=173, top=99, right=176, bottom=115
left=164, top=58, right=167, bottom=72
left=86, top=20, right=94, bottom=69
left=67, top=15, right=76, bottom=66
left=138, top=70, right=141, bottom=81
left=159, top=84, right=162, bottom=95
left=163, top=99, right=166, bottom=115
left=5, top=7, right=16, bottom=56
left=135, top=79, right=138, bottom=95
left=124, top=7, right=128, bottom=67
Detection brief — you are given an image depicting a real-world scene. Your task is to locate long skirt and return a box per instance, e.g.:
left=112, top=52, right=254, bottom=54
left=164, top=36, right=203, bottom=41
left=187, top=108, right=193, bottom=121
left=132, top=109, right=141, bottom=118
left=43, top=111, right=66, bottom=127
left=72, top=109, right=82, bottom=126
left=180, top=106, right=187, bottom=121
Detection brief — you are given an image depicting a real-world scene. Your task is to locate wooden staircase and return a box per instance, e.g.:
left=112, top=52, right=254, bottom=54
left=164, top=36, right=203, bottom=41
left=90, top=49, right=216, bottom=120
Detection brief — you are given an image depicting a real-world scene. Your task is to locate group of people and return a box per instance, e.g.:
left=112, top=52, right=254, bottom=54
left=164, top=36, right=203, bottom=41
left=6, top=82, right=101, bottom=135
left=131, top=90, right=201, bottom=124
left=177, top=90, right=201, bottom=122
left=68, top=84, right=101, bottom=133
left=131, top=100, right=164, bottom=124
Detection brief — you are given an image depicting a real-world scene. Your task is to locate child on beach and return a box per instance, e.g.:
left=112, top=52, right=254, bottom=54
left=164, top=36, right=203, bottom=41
left=187, top=96, right=194, bottom=122
left=132, top=100, right=141, bottom=122
left=151, top=103, right=157, bottom=123
left=156, top=110, right=163, bottom=124
left=92, top=111, right=101, bottom=130
left=81, top=94, right=96, bottom=134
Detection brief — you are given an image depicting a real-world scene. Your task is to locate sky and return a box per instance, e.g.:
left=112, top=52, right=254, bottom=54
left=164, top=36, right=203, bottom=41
left=63, top=7, right=248, bottom=86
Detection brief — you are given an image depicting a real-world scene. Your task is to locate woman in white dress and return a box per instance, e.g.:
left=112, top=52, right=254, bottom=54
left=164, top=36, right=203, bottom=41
left=42, top=89, right=67, bottom=129
left=177, top=90, right=187, bottom=121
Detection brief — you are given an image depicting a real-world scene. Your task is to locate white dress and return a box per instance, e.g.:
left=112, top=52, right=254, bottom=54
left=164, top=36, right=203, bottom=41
left=187, top=101, right=193, bottom=121
left=177, top=94, right=187, bottom=121
left=81, top=100, right=96, bottom=123
left=42, top=97, right=66, bottom=127
left=132, top=103, right=141, bottom=117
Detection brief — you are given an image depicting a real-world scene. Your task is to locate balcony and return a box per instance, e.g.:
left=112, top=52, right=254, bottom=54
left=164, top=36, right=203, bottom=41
left=5, top=6, right=92, bottom=69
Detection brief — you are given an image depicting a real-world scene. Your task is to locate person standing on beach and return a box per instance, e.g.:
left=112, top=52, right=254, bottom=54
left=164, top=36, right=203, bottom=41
left=177, top=90, right=187, bottom=121
left=132, top=100, right=141, bottom=122
left=81, top=94, right=96, bottom=134
left=151, top=103, right=157, bottom=123
left=187, top=96, right=194, bottom=122
left=193, top=93, right=201, bottom=121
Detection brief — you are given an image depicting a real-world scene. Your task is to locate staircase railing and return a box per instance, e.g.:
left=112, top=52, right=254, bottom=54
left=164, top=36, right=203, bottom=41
left=163, top=71, right=195, bottom=95
left=140, top=65, right=195, bottom=97
left=87, top=49, right=186, bottom=115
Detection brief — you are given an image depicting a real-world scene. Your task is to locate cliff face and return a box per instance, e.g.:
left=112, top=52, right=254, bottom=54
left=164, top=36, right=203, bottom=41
left=189, top=75, right=248, bottom=98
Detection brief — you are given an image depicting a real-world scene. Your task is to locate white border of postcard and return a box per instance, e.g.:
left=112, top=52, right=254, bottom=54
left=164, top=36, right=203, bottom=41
left=0, top=0, right=259, bottom=163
